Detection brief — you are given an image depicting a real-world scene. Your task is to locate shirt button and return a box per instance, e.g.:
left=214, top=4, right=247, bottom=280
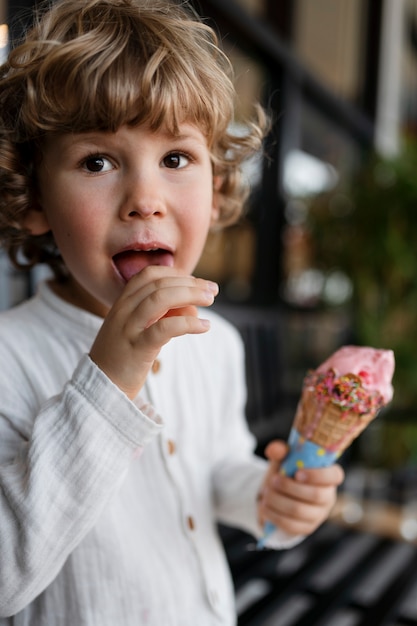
left=167, top=439, right=176, bottom=455
left=186, top=515, right=195, bottom=531
left=151, top=359, right=161, bottom=374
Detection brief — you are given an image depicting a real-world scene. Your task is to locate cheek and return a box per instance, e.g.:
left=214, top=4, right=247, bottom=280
left=44, top=197, right=102, bottom=258
left=181, top=199, right=213, bottom=244
left=179, top=206, right=214, bottom=270
left=184, top=183, right=214, bottom=226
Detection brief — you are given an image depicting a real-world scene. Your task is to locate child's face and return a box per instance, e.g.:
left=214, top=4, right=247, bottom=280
left=26, top=123, right=219, bottom=316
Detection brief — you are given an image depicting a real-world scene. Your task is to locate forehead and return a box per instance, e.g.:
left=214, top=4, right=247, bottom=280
left=39, top=122, right=211, bottom=157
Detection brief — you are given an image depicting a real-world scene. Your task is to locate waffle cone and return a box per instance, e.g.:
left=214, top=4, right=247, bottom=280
left=293, top=388, right=379, bottom=453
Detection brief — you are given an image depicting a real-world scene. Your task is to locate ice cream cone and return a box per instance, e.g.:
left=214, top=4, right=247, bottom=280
left=279, top=368, right=386, bottom=477
left=293, top=383, right=379, bottom=454
left=257, top=346, right=395, bottom=549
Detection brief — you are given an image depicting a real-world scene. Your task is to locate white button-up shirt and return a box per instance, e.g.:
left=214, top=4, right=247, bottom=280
left=0, top=282, right=298, bottom=625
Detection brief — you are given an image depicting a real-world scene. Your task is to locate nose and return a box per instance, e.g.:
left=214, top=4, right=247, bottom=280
left=119, top=172, right=166, bottom=221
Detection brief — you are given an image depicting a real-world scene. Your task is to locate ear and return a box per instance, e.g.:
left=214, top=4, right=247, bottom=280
left=21, top=204, right=51, bottom=236
left=211, top=175, right=222, bottom=226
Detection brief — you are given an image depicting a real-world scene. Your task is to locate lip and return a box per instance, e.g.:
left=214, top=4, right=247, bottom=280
left=112, top=240, right=175, bottom=282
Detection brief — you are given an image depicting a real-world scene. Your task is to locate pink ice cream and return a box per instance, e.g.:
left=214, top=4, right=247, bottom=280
left=316, top=345, right=395, bottom=404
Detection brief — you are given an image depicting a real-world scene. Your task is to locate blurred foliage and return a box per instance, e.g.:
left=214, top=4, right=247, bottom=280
left=307, top=142, right=417, bottom=409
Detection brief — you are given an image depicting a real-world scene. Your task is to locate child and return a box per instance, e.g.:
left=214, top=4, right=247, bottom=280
left=0, top=0, right=344, bottom=624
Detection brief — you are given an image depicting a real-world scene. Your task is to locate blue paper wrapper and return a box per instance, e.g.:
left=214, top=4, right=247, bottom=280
left=256, top=428, right=340, bottom=549
left=280, top=427, right=340, bottom=475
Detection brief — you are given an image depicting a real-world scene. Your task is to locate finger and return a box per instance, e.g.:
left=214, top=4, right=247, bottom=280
left=136, top=311, right=212, bottom=351
left=123, top=266, right=218, bottom=302
left=264, top=508, right=325, bottom=537
left=119, top=273, right=217, bottom=330
left=264, top=440, right=289, bottom=462
left=260, top=441, right=290, bottom=507
left=162, top=304, right=198, bottom=319
left=130, top=285, right=216, bottom=331
left=133, top=277, right=218, bottom=308
left=259, top=493, right=322, bottom=535
left=271, top=473, right=338, bottom=506
left=121, top=265, right=187, bottom=296
left=261, top=488, right=336, bottom=529
left=294, top=464, right=345, bottom=487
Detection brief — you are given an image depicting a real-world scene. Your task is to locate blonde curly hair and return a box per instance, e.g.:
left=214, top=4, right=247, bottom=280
left=0, top=0, right=266, bottom=278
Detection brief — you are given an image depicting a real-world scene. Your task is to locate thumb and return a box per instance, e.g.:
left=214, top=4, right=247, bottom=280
left=260, top=440, right=289, bottom=504
left=264, top=439, right=289, bottom=463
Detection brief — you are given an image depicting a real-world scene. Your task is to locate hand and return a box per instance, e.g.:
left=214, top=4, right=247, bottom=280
left=89, top=266, right=218, bottom=399
left=258, top=440, right=345, bottom=536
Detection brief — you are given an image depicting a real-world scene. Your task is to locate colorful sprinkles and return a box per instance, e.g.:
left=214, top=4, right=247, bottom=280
left=304, top=368, right=384, bottom=415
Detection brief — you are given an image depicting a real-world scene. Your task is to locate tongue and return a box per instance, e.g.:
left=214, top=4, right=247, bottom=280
left=114, top=250, right=173, bottom=282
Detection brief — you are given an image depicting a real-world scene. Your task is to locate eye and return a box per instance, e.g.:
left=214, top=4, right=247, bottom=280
left=162, top=152, right=190, bottom=169
left=82, top=155, right=113, bottom=173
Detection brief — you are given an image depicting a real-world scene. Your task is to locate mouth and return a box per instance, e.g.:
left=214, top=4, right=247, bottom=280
left=113, top=246, right=174, bottom=282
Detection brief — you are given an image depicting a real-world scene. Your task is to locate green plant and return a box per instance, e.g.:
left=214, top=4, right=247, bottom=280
left=307, top=142, right=417, bottom=409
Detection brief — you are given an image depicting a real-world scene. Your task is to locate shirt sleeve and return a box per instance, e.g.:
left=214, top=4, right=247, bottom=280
left=0, top=354, right=162, bottom=617
left=209, top=320, right=304, bottom=549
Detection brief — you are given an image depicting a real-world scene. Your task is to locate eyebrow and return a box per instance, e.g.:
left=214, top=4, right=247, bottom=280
left=56, top=126, right=208, bottom=152
left=160, top=130, right=202, bottom=141
left=169, top=132, right=207, bottom=147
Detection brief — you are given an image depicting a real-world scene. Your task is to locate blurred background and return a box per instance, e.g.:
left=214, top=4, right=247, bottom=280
left=3, top=0, right=417, bottom=623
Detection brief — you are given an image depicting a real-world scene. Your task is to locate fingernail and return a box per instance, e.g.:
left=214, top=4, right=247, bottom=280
left=203, top=290, right=215, bottom=302
left=206, top=281, right=219, bottom=293
left=200, top=318, right=211, bottom=329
